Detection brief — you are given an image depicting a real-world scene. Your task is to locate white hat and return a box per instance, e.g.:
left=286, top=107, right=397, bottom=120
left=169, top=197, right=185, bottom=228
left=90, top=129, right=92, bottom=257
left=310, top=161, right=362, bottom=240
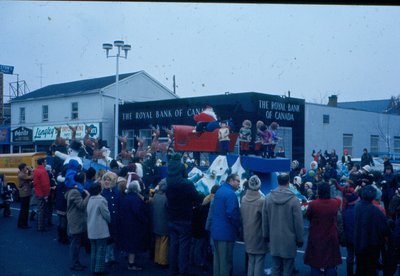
left=362, top=165, right=371, bottom=173
left=293, top=176, right=302, bottom=185
left=248, top=175, right=261, bottom=191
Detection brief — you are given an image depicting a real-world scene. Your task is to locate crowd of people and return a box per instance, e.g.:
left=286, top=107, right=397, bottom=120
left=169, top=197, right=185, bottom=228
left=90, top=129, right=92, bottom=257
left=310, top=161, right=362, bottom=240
left=3, top=145, right=400, bottom=276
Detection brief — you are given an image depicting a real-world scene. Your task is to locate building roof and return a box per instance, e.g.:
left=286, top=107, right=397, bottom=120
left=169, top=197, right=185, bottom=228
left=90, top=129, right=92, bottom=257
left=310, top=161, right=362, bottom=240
left=11, top=72, right=138, bottom=101
left=337, top=99, right=392, bottom=113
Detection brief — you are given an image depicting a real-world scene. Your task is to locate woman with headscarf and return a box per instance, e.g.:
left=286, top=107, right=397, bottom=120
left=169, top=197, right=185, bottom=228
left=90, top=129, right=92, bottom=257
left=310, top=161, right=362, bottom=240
left=117, top=180, right=150, bottom=271
left=100, top=171, right=119, bottom=265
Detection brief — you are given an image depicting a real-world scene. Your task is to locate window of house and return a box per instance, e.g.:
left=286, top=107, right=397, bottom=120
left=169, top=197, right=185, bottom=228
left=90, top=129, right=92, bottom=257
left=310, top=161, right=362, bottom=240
left=139, top=129, right=152, bottom=148
left=343, top=134, right=353, bottom=156
left=394, top=136, right=400, bottom=154
left=42, top=105, right=48, bottom=122
left=121, top=129, right=135, bottom=151
left=71, top=102, right=78, bottom=120
left=19, top=107, right=25, bottom=124
left=323, top=114, right=330, bottom=124
left=370, top=135, right=379, bottom=155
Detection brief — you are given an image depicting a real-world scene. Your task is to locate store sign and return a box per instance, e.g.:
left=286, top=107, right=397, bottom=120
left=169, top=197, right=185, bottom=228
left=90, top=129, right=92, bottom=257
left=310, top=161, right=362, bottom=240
left=33, top=123, right=100, bottom=141
left=12, top=127, right=33, bottom=143
left=0, top=127, right=10, bottom=144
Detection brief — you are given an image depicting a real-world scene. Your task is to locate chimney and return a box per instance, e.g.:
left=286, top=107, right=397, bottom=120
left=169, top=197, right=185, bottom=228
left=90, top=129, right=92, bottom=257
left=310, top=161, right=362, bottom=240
left=327, top=95, right=338, bottom=107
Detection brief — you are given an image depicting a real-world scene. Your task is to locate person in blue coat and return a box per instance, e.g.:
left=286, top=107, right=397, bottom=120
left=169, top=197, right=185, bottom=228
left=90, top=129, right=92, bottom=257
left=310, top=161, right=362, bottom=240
left=100, top=171, right=119, bottom=265
left=209, top=173, right=241, bottom=276
left=117, top=180, right=150, bottom=271
left=342, top=191, right=360, bottom=276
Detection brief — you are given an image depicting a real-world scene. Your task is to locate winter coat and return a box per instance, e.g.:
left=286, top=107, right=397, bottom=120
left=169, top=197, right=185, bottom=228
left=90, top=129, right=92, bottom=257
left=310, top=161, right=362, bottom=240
left=192, top=199, right=209, bottom=239
left=166, top=158, right=200, bottom=221
left=240, top=189, right=268, bottom=254
left=342, top=203, right=356, bottom=245
left=389, top=194, right=400, bottom=218
left=361, top=153, right=374, bottom=167
left=354, top=200, right=389, bottom=254
left=65, top=188, right=89, bottom=235
left=55, top=175, right=68, bottom=215
left=209, top=182, right=241, bottom=241
left=65, top=159, right=83, bottom=192
left=101, top=187, right=120, bottom=238
left=304, top=198, right=342, bottom=268
left=262, top=186, right=303, bottom=258
left=239, top=127, right=252, bottom=142
left=33, top=165, right=50, bottom=197
left=151, top=191, right=169, bottom=236
left=117, top=192, right=150, bottom=253
left=18, top=171, right=33, bottom=198
left=87, top=194, right=110, bottom=240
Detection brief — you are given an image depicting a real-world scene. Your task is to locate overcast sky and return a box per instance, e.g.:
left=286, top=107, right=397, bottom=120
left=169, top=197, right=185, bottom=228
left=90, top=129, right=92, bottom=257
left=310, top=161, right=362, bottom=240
left=1, top=1, right=399, bottom=103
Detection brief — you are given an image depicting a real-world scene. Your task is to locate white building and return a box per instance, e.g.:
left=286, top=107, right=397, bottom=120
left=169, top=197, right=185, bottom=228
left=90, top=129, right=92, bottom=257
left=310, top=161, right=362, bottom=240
left=304, top=96, right=400, bottom=168
left=9, top=71, right=177, bottom=155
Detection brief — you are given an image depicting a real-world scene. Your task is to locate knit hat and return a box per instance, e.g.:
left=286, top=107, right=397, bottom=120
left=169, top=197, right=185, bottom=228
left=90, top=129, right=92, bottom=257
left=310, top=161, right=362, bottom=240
left=305, top=182, right=313, bottom=189
left=248, top=175, right=261, bottom=191
left=167, top=155, right=186, bottom=180
left=362, top=165, right=371, bottom=173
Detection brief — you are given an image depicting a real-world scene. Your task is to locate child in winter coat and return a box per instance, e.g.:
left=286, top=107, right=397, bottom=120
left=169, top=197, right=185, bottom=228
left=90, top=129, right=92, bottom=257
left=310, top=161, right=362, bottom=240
left=218, top=121, right=230, bottom=155
left=239, top=120, right=252, bottom=156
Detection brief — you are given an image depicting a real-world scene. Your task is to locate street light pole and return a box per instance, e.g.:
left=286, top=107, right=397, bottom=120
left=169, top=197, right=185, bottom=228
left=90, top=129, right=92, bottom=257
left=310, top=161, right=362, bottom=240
left=102, top=40, right=131, bottom=159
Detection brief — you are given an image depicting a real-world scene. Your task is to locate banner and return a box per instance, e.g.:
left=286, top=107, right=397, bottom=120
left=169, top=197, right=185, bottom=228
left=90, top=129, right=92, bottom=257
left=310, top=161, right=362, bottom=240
left=33, top=123, right=100, bottom=141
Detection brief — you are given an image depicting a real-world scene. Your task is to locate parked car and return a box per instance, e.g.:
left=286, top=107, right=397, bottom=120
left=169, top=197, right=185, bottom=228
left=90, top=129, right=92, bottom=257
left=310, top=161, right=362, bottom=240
left=348, top=157, right=400, bottom=173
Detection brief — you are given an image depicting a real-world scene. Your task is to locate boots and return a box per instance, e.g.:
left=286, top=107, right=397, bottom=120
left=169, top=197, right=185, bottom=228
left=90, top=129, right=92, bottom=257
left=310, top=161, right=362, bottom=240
left=346, top=263, right=354, bottom=276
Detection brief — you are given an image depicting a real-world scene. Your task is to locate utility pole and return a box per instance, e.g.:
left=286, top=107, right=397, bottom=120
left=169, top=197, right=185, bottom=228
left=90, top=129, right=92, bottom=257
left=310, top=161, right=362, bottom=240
left=173, top=75, right=176, bottom=94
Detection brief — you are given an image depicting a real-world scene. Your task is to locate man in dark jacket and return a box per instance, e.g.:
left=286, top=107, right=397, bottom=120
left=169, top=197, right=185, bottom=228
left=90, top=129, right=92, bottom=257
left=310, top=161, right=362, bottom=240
left=360, top=148, right=375, bottom=167
left=166, top=153, right=201, bottom=276
left=355, top=185, right=389, bottom=276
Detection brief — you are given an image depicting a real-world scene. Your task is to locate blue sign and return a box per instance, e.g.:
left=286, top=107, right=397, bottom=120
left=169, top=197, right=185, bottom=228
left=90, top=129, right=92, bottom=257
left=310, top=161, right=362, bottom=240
left=0, top=64, right=14, bottom=75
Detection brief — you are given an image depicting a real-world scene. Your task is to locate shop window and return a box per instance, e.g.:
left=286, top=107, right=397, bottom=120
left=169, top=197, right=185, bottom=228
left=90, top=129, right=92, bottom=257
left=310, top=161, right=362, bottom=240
left=19, top=107, right=25, bottom=124
left=42, top=105, right=48, bottom=122
left=71, top=102, right=78, bottom=120
left=343, top=134, right=353, bottom=156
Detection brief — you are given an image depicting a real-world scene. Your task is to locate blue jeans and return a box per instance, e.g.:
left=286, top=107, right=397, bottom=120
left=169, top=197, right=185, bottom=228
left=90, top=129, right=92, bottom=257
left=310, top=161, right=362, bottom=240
left=168, top=220, right=192, bottom=275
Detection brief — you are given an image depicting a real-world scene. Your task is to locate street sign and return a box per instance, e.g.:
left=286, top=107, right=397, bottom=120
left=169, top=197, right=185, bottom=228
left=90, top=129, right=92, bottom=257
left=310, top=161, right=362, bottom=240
left=0, top=64, right=14, bottom=74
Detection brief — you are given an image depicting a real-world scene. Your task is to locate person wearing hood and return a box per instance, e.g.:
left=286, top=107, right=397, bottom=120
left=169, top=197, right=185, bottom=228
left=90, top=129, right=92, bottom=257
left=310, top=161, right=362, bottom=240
left=355, top=185, right=389, bottom=276
left=65, top=174, right=90, bottom=271
left=165, top=153, right=201, bottom=276
left=240, top=175, right=268, bottom=276
left=262, top=173, right=304, bottom=276
left=342, top=191, right=360, bottom=276
left=65, top=159, right=84, bottom=192
left=100, top=171, right=119, bottom=266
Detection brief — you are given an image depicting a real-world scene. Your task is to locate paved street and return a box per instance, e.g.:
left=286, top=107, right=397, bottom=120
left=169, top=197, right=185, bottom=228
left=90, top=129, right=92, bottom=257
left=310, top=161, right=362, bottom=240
left=0, top=204, right=350, bottom=276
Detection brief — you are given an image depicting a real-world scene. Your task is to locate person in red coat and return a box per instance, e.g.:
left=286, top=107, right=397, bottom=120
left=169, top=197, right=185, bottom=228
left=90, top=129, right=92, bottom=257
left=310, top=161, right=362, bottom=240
left=33, top=158, right=51, bottom=231
left=304, top=181, right=342, bottom=275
